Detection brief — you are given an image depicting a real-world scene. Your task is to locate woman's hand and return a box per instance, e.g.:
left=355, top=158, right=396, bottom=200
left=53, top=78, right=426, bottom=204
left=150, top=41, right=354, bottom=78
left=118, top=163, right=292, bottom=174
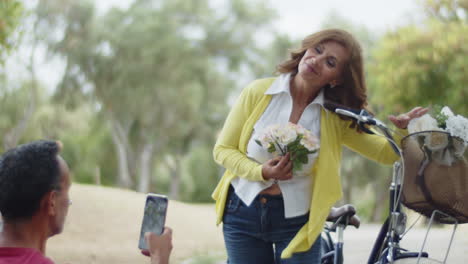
left=262, top=153, right=293, bottom=181
left=388, top=107, right=429, bottom=129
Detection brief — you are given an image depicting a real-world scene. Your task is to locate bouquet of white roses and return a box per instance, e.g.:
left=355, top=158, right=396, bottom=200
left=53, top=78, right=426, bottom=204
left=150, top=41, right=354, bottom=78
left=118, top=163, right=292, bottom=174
left=255, top=122, right=319, bottom=172
left=407, top=106, right=468, bottom=165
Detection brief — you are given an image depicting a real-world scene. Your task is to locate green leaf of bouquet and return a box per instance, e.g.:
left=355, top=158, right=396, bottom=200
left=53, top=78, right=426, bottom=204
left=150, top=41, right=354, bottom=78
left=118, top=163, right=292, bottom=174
left=268, top=144, right=276, bottom=153
left=293, top=160, right=302, bottom=171
left=296, top=148, right=307, bottom=155
left=433, top=104, right=448, bottom=129
left=299, top=154, right=308, bottom=164
left=288, top=144, right=298, bottom=152
left=255, top=139, right=263, bottom=147
left=288, top=141, right=299, bottom=149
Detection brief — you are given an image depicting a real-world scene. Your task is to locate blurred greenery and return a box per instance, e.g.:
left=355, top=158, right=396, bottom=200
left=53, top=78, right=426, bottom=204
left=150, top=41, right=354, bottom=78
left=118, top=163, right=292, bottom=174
left=0, top=0, right=23, bottom=64
left=0, top=0, right=466, bottom=223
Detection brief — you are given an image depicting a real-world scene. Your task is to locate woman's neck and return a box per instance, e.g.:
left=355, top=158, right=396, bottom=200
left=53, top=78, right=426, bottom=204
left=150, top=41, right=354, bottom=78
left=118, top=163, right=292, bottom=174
left=290, top=74, right=321, bottom=106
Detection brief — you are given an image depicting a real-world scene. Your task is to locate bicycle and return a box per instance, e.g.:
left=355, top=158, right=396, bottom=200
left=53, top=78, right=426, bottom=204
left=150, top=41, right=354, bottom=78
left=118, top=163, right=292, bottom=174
left=320, top=108, right=468, bottom=264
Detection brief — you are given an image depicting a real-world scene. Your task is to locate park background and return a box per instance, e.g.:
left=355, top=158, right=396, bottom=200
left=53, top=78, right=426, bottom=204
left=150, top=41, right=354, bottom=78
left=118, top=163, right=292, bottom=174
left=1, top=0, right=467, bottom=263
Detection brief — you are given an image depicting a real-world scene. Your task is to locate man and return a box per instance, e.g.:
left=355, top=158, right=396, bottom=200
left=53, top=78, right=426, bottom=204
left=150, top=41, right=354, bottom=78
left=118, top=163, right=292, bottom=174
left=0, top=140, right=172, bottom=264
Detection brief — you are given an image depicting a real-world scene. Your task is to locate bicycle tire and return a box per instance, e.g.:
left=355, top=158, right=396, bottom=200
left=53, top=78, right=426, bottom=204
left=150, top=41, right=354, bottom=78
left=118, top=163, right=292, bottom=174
left=368, top=217, right=390, bottom=264
left=321, top=234, right=335, bottom=264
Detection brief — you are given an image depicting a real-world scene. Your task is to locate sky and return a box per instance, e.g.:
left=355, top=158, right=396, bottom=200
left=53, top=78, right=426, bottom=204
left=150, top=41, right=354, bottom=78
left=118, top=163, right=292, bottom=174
left=96, top=0, right=421, bottom=38
left=269, top=0, right=420, bottom=38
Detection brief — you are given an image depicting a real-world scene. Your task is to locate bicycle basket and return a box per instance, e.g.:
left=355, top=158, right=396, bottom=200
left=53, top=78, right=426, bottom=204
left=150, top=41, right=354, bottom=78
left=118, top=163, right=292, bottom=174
left=401, top=131, right=468, bottom=224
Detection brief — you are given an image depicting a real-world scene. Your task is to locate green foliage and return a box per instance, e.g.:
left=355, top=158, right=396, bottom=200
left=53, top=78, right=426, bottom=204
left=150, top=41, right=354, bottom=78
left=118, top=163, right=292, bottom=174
left=370, top=1, right=468, bottom=116
left=432, top=104, right=449, bottom=128
left=421, top=0, right=468, bottom=22
left=0, top=0, right=23, bottom=64
left=320, top=10, right=379, bottom=62
left=248, top=33, right=294, bottom=78
left=180, top=144, right=221, bottom=203
left=29, top=101, right=117, bottom=185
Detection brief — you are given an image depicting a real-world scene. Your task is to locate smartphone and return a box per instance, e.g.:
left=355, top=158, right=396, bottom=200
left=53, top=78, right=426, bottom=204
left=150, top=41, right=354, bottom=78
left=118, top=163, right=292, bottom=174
left=138, top=193, right=168, bottom=250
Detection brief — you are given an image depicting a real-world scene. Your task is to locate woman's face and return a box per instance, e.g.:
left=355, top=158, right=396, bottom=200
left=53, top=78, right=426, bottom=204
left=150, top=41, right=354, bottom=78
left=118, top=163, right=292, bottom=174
left=297, top=40, right=350, bottom=88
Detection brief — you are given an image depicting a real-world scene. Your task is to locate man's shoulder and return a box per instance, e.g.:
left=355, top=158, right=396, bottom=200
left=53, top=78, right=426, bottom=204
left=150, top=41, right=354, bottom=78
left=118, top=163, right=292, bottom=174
left=0, top=247, right=54, bottom=264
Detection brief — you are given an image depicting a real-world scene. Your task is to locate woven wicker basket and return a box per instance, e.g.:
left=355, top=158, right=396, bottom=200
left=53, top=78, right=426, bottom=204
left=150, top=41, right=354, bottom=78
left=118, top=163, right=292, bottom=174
left=401, top=131, right=468, bottom=224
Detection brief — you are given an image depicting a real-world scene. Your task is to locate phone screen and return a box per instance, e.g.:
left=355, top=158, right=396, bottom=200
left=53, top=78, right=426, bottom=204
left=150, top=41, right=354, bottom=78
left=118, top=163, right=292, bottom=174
left=138, top=194, right=168, bottom=250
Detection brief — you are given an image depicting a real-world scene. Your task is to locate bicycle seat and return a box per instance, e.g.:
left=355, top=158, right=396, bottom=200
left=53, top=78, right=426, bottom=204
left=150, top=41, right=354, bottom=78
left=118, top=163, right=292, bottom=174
left=326, top=204, right=361, bottom=228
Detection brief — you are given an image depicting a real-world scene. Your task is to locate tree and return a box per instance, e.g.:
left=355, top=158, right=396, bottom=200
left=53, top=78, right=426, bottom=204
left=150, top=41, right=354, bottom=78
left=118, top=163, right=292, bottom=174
left=369, top=0, right=468, bottom=116
left=0, top=0, right=23, bottom=64
left=422, top=0, right=468, bottom=22
left=0, top=0, right=43, bottom=150
left=37, top=0, right=277, bottom=197
left=0, top=80, right=37, bottom=151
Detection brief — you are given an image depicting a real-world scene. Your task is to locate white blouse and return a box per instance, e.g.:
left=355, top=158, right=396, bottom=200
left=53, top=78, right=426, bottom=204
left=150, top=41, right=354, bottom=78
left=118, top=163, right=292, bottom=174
left=231, top=73, right=325, bottom=218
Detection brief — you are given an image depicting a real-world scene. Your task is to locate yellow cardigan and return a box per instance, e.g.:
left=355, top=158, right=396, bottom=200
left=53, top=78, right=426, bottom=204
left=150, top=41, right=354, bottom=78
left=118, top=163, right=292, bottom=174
left=212, top=77, right=402, bottom=259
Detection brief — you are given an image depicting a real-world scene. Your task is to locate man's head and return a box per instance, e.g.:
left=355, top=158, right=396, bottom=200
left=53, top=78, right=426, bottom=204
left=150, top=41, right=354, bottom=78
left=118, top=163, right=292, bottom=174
left=0, top=140, right=71, bottom=236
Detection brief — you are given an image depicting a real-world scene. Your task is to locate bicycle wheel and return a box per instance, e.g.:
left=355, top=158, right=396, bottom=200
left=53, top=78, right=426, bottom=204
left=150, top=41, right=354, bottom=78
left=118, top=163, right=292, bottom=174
left=392, top=257, right=442, bottom=264
left=320, top=235, right=334, bottom=264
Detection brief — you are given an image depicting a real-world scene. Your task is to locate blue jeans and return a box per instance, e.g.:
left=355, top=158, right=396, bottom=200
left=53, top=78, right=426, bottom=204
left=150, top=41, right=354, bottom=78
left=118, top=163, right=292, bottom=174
left=223, top=187, right=322, bottom=264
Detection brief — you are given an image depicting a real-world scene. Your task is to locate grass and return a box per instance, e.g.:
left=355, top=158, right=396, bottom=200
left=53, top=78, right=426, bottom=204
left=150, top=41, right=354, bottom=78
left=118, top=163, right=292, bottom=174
left=46, top=183, right=226, bottom=264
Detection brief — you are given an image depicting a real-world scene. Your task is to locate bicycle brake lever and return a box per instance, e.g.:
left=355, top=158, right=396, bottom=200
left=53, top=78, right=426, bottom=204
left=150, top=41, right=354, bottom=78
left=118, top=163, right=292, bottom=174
left=359, top=123, right=375, bottom=135
left=335, top=109, right=376, bottom=135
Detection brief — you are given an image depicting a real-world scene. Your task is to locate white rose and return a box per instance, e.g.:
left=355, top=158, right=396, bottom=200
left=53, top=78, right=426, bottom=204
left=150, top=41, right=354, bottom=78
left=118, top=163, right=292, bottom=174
left=408, top=114, right=441, bottom=134
left=301, top=138, right=318, bottom=151
left=279, top=127, right=297, bottom=145
left=441, top=106, right=454, bottom=117
left=446, top=115, right=468, bottom=143
left=258, top=133, right=273, bottom=149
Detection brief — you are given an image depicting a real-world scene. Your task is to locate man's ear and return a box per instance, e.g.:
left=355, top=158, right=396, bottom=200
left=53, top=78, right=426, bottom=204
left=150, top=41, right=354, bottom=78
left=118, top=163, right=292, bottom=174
left=41, top=191, right=57, bottom=216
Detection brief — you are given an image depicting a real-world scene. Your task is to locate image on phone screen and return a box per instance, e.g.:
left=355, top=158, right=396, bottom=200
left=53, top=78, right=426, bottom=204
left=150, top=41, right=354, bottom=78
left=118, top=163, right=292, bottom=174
left=138, top=194, right=168, bottom=250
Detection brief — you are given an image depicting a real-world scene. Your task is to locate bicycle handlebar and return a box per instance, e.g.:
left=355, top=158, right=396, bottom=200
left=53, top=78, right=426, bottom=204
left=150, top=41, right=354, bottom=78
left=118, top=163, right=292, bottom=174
left=335, top=109, right=377, bottom=126
left=335, top=108, right=401, bottom=156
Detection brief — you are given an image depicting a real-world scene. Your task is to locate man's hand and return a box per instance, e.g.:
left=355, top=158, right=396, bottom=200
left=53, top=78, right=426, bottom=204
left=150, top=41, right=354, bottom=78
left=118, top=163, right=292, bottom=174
left=140, top=227, right=173, bottom=264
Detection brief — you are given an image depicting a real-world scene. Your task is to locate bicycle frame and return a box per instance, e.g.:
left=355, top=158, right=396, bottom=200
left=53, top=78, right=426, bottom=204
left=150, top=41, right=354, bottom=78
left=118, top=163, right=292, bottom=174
left=321, top=218, right=348, bottom=264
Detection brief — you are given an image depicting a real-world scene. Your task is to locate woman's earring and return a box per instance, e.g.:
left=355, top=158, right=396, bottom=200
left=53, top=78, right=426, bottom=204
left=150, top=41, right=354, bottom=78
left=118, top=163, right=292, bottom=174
left=330, top=81, right=337, bottom=88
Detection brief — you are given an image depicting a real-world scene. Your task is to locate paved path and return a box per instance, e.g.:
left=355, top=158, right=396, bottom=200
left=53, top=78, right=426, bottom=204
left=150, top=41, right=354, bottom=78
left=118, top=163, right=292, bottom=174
left=340, top=223, right=467, bottom=263
left=212, top=223, right=467, bottom=264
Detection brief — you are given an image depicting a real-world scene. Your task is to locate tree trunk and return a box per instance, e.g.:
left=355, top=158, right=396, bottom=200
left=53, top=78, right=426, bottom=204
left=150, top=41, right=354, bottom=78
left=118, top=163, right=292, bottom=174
left=169, top=155, right=182, bottom=200
left=94, top=165, right=101, bottom=185
left=110, top=120, right=133, bottom=188
left=3, top=32, right=39, bottom=150
left=3, top=86, right=36, bottom=149
left=137, top=143, right=154, bottom=193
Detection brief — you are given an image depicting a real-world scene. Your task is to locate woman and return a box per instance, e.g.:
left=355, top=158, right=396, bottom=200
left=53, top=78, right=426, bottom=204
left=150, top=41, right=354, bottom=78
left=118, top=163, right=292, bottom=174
left=212, top=29, right=427, bottom=264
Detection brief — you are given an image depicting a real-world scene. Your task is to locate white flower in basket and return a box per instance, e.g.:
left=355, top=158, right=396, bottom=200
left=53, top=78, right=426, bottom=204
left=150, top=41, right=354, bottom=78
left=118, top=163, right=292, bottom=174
left=408, top=106, right=468, bottom=165
left=407, top=114, right=440, bottom=134
left=255, top=123, right=319, bottom=173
